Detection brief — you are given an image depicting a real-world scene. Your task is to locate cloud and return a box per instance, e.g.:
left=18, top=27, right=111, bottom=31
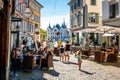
left=41, top=15, right=70, bottom=30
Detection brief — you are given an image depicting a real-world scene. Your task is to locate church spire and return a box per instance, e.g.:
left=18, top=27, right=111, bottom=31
left=62, top=19, right=66, bottom=28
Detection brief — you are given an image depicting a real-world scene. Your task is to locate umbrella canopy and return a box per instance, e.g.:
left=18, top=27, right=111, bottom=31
left=103, top=33, right=115, bottom=37
left=74, top=26, right=120, bottom=33
left=74, top=28, right=103, bottom=33
left=96, top=26, right=119, bottom=33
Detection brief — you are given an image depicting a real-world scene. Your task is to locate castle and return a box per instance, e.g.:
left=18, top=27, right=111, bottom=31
left=47, top=22, right=70, bottom=41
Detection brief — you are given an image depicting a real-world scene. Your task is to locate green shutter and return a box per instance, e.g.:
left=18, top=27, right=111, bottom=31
left=96, top=14, right=99, bottom=23
left=88, top=13, right=91, bottom=23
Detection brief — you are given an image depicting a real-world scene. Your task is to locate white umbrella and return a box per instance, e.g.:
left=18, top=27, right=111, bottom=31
left=96, top=26, right=118, bottom=33
left=74, top=28, right=103, bottom=33
left=103, top=33, right=115, bottom=37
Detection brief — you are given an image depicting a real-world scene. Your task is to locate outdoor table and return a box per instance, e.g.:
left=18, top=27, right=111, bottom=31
left=94, top=50, right=104, bottom=63
left=82, top=49, right=90, bottom=57
left=71, top=46, right=81, bottom=53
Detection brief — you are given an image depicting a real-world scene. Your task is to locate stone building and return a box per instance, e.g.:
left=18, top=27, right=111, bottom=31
left=102, top=0, right=120, bottom=48
left=68, top=0, right=102, bottom=45
left=11, top=0, right=43, bottom=49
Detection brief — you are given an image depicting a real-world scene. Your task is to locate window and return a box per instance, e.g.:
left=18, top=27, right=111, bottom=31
left=77, top=12, right=81, bottom=24
left=88, top=13, right=99, bottom=23
left=71, top=5, right=74, bottom=12
left=74, top=2, right=77, bottom=9
left=91, top=0, right=96, bottom=5
left=109, top=3, right=119, bottom=19
left=78, top=0, right=80, bottom=7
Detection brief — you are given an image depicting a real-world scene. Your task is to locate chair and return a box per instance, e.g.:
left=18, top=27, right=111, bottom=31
left=107, top=48, right=119, bottom=63
left=48, top=54, right=54, bottom=69
left=22, top=55, right=35, bottom=72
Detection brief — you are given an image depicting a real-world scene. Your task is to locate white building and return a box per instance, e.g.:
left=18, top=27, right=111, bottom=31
left=47, top=22, right=70, bottom=41
left=102, top=0, right=120, bottom=48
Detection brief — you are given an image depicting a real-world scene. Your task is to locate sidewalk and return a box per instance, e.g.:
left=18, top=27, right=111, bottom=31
left=10, top=54, right=120, bottom=80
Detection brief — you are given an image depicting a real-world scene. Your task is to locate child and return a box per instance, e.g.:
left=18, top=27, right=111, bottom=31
left=59, top=45, right=64, bottom=62
left=75, top=50, right=82, bottom=70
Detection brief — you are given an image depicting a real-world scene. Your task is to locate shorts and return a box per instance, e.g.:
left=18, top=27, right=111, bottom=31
left=59, top=53, right=64, bottom=56
left=65, top=51, right=70, bottom=56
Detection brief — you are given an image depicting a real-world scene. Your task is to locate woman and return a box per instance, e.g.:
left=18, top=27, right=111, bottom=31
left=64, top=41, right=71, bottom=63
left=104, top=45, right=115, bottom=62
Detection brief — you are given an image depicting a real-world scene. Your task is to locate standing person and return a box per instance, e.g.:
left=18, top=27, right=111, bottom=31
left=75, top=50, right=82, bottom=70
left=64, top=41, right=71, bottom=63
left=59, top=45, right=64, bottom=62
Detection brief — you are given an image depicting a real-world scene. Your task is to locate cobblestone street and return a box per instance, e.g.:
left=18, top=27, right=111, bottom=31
left=10, top=54, right=120, bottom=80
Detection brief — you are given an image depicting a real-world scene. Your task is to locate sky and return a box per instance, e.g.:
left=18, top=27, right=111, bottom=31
left=37, top=0, right=70, bottom=30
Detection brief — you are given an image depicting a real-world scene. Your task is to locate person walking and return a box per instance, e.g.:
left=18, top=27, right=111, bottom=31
left=64, top=41, right=71, bottom=63
left=59, top=45, right=64, bottom=62
left=75, top=50, right=82, bottom=70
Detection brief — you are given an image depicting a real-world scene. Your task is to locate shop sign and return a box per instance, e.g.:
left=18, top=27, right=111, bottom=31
left=0, top=0, right=4, bottom=9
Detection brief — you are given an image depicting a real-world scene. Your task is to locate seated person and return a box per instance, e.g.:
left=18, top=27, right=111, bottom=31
left=104, top=45, right=115, bottom=62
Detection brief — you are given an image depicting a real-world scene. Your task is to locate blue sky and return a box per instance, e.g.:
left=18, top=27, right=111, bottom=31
left=37, top=0, right=70, bottom=30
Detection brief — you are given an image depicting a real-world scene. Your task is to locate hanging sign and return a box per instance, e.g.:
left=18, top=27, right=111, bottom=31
left=0, top=0, right=3, bottom=9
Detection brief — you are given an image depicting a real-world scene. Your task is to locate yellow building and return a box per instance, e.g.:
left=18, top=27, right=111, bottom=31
left=29, top=0, right=43, bottom=42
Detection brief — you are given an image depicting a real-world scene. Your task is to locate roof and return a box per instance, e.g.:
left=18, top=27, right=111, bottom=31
left=47, top=23, right=52, bottom=30
left=62, top=21, right=67, bottom=28
left=35, top=0, right=44, bottom=8
left=68, top=0, right=76, bottom=5
left=55, top=24, right=61, bottom=30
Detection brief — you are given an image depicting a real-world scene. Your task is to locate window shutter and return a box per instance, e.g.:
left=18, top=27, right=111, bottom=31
left=115, top=3, right=119, bottom=16
left=96, top=14, right=99, bottom=23
left=88, top=13, right=91, bottom=23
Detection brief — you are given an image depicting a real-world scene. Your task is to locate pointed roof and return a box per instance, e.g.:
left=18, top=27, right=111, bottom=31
left=62, top=21, right=67, bottom=28
left=47, top=23, right=52, bottom=30
left=55, top=24, right=61, bottom=30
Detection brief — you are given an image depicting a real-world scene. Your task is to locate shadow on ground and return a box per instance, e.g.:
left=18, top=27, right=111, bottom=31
left=53, top=59, right=59, bottom=62
left=10, top=66, right=47, bottom=80
left=43, top=69, right=60, bottom=77
left=62, top=61, right=78, bottom=65
left=80, top=70, right=95, bottom=75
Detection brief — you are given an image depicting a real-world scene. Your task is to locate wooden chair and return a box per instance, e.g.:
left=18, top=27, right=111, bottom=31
left=22, top=55, right=35, bottom=72
left=107, top=47, right=119, bottom=63
left=48, top=54, right=54, bottom=69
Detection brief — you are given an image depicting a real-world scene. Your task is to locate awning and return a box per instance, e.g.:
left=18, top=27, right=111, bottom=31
left=103, top=33, right=115, bottom=37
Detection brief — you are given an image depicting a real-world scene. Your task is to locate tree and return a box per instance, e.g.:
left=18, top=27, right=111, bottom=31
left=40, top=29, right=47, bottom=40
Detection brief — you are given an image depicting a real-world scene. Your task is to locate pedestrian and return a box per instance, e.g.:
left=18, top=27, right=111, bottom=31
left=64, top=41, right=71, bottom=63
left=59, top=45, right=64, bottom=62
left=75, top=50, right=82, bottom=70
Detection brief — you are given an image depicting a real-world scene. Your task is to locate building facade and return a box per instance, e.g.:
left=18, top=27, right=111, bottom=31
left=11, top=0, right=43, bottom=49
left=28, top=0, right=43, bottom=42
left=102, top=0, right=120, bottom=48
left=68, top=0, right=102, bottom=45
left=47, top=22, right=70, bottom=41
